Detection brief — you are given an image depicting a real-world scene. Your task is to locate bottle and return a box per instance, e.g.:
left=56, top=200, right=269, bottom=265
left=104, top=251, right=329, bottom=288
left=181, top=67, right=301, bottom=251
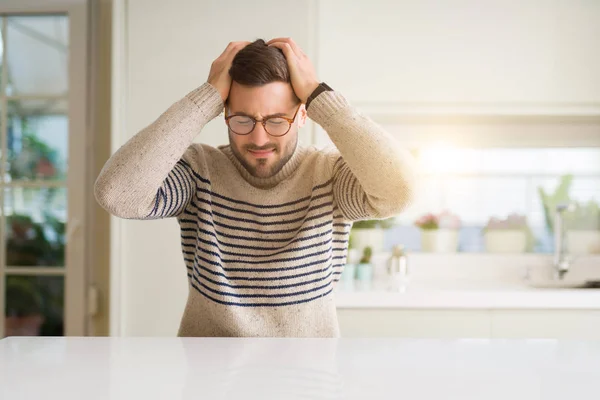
left=386, top=245, right=409, bottom=291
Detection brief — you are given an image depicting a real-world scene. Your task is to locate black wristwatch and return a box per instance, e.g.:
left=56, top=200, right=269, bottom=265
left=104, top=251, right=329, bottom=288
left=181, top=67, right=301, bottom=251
left=306, top=82, right=333, bottom=109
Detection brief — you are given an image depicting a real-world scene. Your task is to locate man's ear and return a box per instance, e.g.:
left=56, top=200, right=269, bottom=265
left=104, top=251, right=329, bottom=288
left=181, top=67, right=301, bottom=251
left=297, top=104, right=308, bottom=128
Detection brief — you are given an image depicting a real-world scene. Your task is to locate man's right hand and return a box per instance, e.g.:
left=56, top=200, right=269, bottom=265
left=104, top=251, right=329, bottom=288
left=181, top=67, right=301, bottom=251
left=207, top=41, right=250, bottom=102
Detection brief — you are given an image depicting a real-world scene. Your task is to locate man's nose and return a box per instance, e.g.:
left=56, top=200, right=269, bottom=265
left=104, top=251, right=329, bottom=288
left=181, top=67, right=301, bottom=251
left=250, top=122, right=271, bottom=147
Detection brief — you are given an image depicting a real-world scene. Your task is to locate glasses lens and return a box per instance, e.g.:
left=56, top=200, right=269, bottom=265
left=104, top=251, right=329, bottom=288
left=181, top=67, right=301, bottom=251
left=229, top=116, right=254, bottom=135
left=265, top=118, right=291, bottom=137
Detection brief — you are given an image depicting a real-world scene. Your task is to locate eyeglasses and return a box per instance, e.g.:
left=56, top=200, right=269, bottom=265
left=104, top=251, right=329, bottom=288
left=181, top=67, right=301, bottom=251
left=224, top=104, right=301, bottom=137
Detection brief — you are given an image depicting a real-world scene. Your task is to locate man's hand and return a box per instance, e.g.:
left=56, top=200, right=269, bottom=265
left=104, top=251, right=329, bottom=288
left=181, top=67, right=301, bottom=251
left=207, top=41, right=250, bottom=102
left=267, top=38, right=320, bottom=104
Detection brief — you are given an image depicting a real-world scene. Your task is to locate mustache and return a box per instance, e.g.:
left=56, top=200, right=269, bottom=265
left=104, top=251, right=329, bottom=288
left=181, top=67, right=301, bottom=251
left=245, top=144, right=278, bottom=152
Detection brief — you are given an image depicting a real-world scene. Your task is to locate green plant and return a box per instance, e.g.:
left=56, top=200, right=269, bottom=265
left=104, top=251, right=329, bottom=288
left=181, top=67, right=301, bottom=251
left=539, top=175, right=600, bottom=232
left=359, top=246, right=373, bottom=264
left=7, top=212, right=65, bottom=266
left=351, top=218, right=395, bottom=230
left=564, top=201, right=600, bottom=231
left=5, top=277, right=43, bottom=317
left=538, top=174, right=573, bottom=232
left=8, top=112, right=64, bottom=181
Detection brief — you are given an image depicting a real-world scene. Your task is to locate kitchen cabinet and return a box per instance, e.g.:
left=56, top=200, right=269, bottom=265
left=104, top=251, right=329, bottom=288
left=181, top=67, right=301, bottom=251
left=337, top=309, right=491, bottom=338
left=338, top=309, right=600, bottom=339
left=312, top=0, right=600, bottom=148
left=318, top=0, right=600, bottom=116
left=490, top=310, right=600, bottom=339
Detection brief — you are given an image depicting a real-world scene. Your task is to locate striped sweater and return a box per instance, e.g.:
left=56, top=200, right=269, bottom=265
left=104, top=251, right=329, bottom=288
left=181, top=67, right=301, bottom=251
left=94, top=82, right=415, bottom=337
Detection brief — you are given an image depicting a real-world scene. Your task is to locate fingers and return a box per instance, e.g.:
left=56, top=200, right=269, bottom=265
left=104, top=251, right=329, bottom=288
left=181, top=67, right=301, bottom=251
left=220, top=41, right=250, bottom=61
left=267, top=37, right=305, bottom=57
left=268, top=41, right=297, bottom=60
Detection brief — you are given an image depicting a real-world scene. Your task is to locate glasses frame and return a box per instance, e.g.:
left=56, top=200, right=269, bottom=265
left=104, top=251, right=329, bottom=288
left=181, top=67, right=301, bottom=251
left=224, top=103, right=302, bottom=137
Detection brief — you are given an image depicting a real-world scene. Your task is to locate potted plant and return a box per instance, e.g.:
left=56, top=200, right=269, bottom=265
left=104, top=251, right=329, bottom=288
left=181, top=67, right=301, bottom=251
left=8, top=115, right=64, bottom=181
left=349, top=218, right=394, bottom=254
left=483, top=213, right=531, bottom=253
left=356, top=247, right=374, bottom=288
left=539, top=175, right=600, bottom=254
left=6, top=212, right=65, bottom=266
left=4, top=277, right=45, bottom=337
left=564, top=201, right=600, bottom=254
left=415, top=210, right=461, bottom=253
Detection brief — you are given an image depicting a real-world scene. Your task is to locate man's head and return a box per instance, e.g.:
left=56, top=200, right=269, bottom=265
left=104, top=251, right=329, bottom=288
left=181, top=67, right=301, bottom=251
left=226, top=39, right=307, bottom=179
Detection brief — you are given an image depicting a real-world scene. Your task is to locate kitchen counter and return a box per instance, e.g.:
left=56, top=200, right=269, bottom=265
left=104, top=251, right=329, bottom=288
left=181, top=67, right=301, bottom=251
left=334, top=281, right=600, bottom=309
left=1, top=337, right=599, bottom=399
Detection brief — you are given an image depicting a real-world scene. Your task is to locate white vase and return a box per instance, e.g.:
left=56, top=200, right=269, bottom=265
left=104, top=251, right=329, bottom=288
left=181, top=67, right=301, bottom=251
left=567, top=230, right=600, bottom=254
left=420, top=229, right=459, bottom=253
left=484, top=230, right=527, bottom=253
left=350, top=228, right=384, bottom=254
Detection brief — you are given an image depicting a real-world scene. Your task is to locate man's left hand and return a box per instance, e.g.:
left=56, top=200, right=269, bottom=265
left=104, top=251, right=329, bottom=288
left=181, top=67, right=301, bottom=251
left=267, top=38, right=320, bottom=104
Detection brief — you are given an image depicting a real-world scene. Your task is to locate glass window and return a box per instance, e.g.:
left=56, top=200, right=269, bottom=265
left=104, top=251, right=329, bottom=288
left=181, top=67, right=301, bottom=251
left=379, top=147, right=600, bottom=254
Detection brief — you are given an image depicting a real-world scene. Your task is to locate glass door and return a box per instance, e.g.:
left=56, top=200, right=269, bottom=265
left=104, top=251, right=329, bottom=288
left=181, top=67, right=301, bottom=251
left=1, top=1, right=88, bottom=337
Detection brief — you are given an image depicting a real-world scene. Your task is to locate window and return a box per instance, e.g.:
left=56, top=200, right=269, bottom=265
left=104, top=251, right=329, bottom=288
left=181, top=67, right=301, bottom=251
left=387, top=147, right=600, bottom=254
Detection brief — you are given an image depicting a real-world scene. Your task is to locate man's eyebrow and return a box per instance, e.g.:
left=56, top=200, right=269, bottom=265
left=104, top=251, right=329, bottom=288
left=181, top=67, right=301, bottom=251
left=230, top=111, right=289, bottom=118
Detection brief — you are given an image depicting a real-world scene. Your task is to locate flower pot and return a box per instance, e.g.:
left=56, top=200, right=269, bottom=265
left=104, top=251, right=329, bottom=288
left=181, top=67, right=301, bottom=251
left=356, top=263, right=373, bottom=281
left=350, top=228, right=384, bottom=254
left=5, top=314, right=44, bottom=336
left=420, top=229, right=459, bottom=253
left=355, top=263, right=373, bottom=291
left=567, top=230, right=600, bottom=254
left=484, top=230, right=527, bottom=253
left=340, top=264, right=357, bottom=283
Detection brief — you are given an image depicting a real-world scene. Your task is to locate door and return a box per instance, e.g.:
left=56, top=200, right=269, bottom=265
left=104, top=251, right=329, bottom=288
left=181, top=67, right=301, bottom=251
left=0, top=0, right=88, bottom=337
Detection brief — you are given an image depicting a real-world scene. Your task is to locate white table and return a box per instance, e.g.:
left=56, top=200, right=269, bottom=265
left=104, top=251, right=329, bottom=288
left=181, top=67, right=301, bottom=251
left=1, top=337, right=599, bottom=399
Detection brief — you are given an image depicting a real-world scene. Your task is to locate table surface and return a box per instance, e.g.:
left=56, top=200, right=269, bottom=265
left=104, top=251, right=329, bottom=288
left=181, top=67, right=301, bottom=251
left=1, top=337, right=599, bottom=400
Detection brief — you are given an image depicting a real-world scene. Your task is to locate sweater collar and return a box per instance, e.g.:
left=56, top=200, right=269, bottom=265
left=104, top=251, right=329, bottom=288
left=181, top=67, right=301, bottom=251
left=219, top=142, right=308, bottom=189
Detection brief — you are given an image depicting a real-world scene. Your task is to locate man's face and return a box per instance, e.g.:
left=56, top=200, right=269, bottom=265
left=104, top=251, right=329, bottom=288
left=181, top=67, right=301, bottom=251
left=226, top=81, right=307, bottom=179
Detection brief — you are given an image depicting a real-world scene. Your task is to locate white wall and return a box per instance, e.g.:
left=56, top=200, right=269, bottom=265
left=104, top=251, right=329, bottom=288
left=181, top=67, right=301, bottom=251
left=111, top=0, right=600, bottom=336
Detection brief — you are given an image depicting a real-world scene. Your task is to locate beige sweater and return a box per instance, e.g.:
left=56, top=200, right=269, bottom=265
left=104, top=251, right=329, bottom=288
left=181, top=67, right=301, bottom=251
left=95, top=82, right=415, bottom=337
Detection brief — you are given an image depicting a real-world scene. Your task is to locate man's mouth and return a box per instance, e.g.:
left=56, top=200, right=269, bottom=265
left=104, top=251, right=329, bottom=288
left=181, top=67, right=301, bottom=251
left=248, top=148, right=275, bottom=157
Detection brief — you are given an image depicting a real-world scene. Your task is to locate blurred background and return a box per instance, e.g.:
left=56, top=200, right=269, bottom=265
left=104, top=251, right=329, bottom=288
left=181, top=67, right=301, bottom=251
left=0, top=0, right=599, bottom=339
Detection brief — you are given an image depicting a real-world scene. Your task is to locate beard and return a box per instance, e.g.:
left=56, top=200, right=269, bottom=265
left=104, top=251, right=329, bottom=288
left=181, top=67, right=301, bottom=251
left=230, top=133, right=298, bottom=179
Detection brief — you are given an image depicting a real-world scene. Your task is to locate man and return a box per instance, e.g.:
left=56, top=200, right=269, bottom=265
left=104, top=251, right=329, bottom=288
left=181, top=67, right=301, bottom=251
left=95, top=38, right=415, bottom=337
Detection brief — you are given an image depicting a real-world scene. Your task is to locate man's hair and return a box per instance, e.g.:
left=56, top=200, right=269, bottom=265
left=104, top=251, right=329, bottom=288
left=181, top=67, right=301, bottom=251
left=229, top=39, right=296, bottom=93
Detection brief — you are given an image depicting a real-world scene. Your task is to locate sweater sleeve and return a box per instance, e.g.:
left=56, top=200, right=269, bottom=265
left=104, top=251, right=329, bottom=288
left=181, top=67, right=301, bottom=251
left=307, top=91, right=417, bottom=221
left=94, top=82, right=223, bottom=219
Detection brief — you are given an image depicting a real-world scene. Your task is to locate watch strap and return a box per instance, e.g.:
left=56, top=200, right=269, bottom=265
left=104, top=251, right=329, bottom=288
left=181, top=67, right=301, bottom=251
left=306, top=82, right=333, bottom=109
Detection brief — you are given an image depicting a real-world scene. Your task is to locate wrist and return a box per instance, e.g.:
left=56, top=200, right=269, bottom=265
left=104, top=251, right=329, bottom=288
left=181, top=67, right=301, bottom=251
left=305, top=82, right=333, bottom=109
left=302, top=81, right=320, bottom=103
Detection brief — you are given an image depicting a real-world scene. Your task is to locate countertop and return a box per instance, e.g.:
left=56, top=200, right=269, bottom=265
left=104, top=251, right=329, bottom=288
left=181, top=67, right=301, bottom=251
left=1, top=337, right=599, bottom=399
left=333, top=254, right=600, bottom=309
left=334, top=280, right=600, bottom=309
